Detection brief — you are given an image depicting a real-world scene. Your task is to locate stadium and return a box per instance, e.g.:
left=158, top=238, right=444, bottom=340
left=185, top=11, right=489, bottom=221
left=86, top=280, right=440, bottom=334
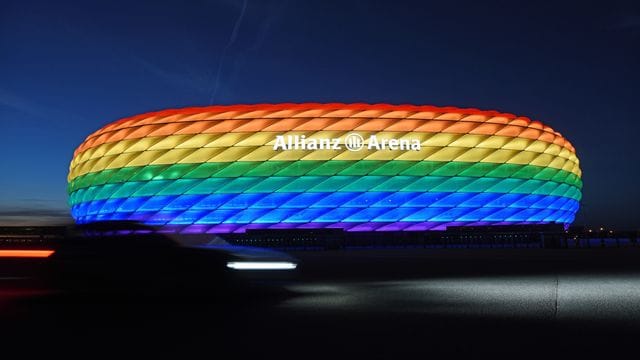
left=67, top=103, right=582, bottom=234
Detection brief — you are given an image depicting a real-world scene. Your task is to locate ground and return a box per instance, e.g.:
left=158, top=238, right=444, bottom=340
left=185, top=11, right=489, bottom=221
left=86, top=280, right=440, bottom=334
left=1, top=248, right=640, bottom=357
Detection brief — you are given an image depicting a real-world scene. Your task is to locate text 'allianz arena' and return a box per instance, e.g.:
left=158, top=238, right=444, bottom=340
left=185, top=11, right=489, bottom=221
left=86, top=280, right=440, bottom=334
left=68, top=103, right=582, bottom=233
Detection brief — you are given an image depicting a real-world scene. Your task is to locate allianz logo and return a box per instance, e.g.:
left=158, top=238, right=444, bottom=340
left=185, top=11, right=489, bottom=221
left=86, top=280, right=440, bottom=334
left=273, top=133, right=421, bottom=152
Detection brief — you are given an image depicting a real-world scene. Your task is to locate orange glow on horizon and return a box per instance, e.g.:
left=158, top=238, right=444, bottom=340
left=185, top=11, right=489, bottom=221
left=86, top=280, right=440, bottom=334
left=0, top=250, right=55, bottom=258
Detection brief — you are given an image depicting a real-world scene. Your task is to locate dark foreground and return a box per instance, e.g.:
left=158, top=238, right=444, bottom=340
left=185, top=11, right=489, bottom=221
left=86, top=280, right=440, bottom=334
left=2, top=248, right=640, bottom=357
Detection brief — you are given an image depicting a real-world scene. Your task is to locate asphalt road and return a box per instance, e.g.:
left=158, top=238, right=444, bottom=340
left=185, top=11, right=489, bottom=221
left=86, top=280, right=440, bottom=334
left=2, top=248, right=640, bottom=357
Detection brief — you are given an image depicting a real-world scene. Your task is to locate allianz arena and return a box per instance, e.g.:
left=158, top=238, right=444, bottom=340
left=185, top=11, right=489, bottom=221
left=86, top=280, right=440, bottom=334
left=67, top=103, right=582, bottom=233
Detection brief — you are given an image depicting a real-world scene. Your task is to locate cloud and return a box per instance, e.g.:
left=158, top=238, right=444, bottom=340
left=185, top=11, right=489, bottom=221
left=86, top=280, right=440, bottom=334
left=611, top=14, right=640, bottom=36
left=0, top=87, right=86, bottom=128
left=0, top=87, right=50, bottom=118
left=208, top=0, right=249, bottom=104
left=132, top=56, right=209, bottom=92
left=0, top=206, right=72, bottom=226
left=247, top=0, right=288, bottom=52
left=616, top=15, right=640, bottom=29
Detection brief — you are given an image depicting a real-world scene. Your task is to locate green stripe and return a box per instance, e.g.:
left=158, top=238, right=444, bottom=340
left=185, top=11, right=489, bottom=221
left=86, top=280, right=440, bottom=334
left=68, top=175, right=582, bottom=206
left=68, top=161, right=582, bottom=194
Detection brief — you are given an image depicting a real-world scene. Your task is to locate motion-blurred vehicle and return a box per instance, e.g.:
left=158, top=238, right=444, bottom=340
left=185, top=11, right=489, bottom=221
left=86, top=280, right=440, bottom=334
left=47, top=221, right=298, bottom=296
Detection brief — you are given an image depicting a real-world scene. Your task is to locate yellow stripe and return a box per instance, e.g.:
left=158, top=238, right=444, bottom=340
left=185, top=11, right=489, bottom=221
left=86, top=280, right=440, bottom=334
left=70, top=131, right=580, bottom=169
left=68, top=143, right=582, bottom=181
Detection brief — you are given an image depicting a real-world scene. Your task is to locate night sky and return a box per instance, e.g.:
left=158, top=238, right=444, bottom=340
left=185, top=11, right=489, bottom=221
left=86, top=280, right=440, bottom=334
left=1, top=0, right=639, bottom=228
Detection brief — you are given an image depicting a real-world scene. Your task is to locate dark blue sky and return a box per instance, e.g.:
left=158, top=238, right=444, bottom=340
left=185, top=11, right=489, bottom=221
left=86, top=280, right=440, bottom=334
left=1, top=0, right=639, bottom=228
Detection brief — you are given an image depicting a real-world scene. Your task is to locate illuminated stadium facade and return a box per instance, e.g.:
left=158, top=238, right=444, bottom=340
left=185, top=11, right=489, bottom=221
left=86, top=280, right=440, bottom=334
left=68, top=103, right=582, bottom=233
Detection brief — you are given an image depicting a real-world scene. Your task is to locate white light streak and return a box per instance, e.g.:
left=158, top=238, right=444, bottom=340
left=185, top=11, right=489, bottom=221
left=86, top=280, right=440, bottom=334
left=227, top=261, right=297, bottom=270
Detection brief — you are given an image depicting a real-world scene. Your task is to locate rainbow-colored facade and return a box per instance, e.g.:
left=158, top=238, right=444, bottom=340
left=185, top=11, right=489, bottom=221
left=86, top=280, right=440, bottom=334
left=68, top=103, right=582, bottom=233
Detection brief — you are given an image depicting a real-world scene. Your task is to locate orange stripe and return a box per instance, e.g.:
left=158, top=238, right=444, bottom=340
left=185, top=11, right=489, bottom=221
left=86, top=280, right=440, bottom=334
left=74, top=120, right=574, bottom=156
left=0, top=250, right=55, bottom=258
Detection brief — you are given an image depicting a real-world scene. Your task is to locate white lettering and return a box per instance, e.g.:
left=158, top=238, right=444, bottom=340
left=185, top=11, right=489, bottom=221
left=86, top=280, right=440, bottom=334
left=273, top=134, right=421, bottom=151
left=307, top=138, right=318, bottom=150
left=368, top=135, right=379, bottom=150
left=273, top=135, right=287, bottom=150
